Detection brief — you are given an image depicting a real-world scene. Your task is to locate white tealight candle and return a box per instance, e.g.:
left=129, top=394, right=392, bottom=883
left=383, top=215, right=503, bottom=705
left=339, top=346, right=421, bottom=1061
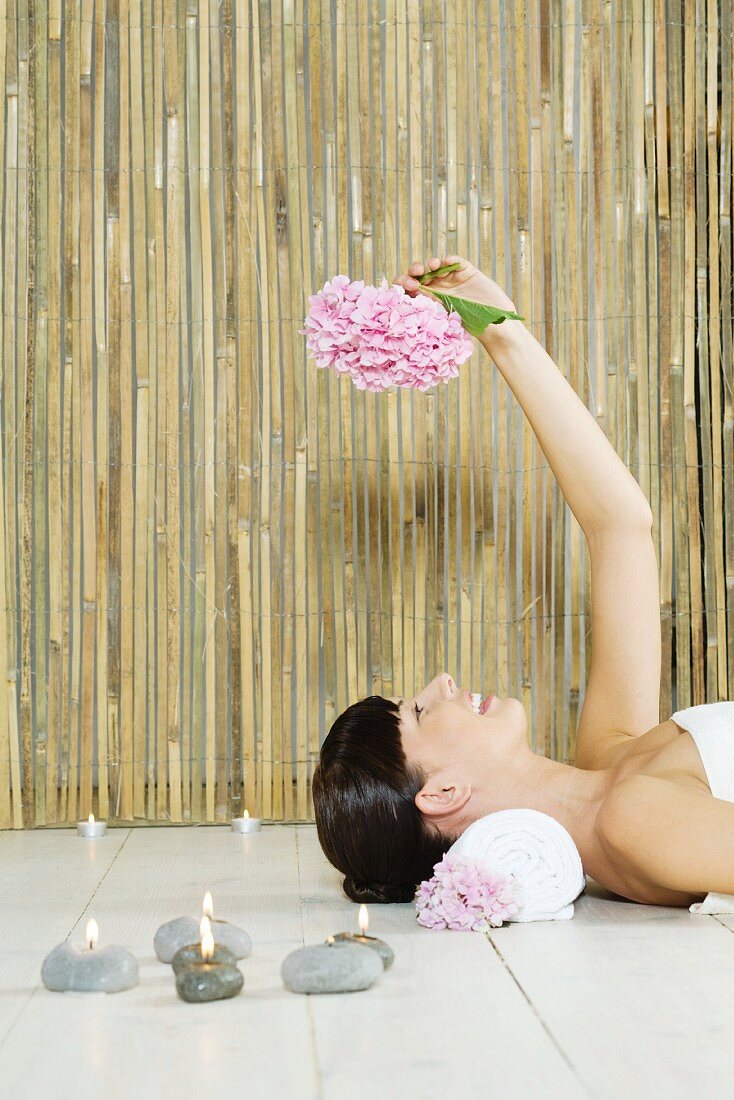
left=331, top=904, right=395, bottom=970
left=231, top=808, right=261, bottom=833
left=77, top=812, right=107, bottom=838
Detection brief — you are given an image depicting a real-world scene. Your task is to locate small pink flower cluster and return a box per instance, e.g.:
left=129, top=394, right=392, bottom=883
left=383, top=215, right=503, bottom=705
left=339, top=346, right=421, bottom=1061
left=415, top=854, right=525, bottom=931
left=301, top=275, right=475, bottom=393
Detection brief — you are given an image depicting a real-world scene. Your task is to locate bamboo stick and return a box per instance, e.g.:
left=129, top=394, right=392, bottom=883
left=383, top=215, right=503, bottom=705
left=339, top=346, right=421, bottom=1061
left=164, top=4, right=182, bottom=822
left=252, top=0, right=270, bottom=819
left=718, top=0, right=734, bottom=700
left=234, top=0, right=252, bottom=820
left=206, top=0, right=228, bottom=822
left=669, top=7, right=692, bottom=708
left=567, top=16, right=587, bottom=761
left=654, top=0, right=674, bottom=715
left=222, top=4, right=241, bottom=822
left=525, top=0, right=545, bottom=758
left=549, top=0, right=567, bottom=762
left=293, top=0, right=310, bottom=820
left=444, top=3, right=458, bottom=688
left=684, top=1, right=705, bottom=703
left=1, top=4, right=20, bottom=829
left=391, top=0, right=408, bottom=705
left=86, top=2, right=107, bottom=825
left=116, top=11, right=135, bottom=823
left=513, top=0, right=535, bottom=751
left=30, top=0, right=49, bottom=825
left=255, top=35, right=272, bottom=821
left=705, top=2, right=726, bottom=699
left=488, top=0, right=511, bottom=718
left=68, top=24, right=82, bottom=825
left=270, top=2, right=286, bottom=824
left=196, top=0, right=216, bottom=822
left=456, top=0, right=473, bottom=699
left=129, top=0, right=153, bottom=822
left=0, top=0, right=11, bottom=826
left=690, top=0, right=718, bottom=701
left=153, top=0, right=167, bottom=820
left=18, top=0, right=33, bottom=826
left=78, top=8, right=95, bottom=820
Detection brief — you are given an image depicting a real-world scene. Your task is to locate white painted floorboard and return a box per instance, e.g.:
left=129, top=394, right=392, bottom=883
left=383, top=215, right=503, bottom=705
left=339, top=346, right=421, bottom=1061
left=1, top=826, right=734, bottom=1099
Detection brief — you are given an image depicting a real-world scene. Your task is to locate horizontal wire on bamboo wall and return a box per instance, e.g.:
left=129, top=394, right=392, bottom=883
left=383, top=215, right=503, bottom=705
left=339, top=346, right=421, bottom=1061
left=0, top=0, right=729, bottom=827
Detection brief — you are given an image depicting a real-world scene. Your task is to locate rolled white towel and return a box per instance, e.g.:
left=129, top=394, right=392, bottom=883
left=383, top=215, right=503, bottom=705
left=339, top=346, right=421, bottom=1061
left=448, top=808, right=587, bottom=922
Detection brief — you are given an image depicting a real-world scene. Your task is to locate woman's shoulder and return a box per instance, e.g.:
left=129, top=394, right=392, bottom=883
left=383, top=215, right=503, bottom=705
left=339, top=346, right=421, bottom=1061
left=599, top=740, right=714, bottom=835
left=595, top=773, right=711, bottom=906
left=599, top=717, right=712, bottom=794
left=599, top=771, right=689, bottom=832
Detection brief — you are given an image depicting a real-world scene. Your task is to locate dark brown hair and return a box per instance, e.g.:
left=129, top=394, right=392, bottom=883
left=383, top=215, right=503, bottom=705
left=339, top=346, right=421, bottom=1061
left=312, top=695, right=459, bottom=903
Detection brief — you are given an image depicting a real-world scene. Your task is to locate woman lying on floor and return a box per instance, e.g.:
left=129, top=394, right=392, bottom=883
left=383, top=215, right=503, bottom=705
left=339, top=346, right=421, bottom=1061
left=313, top=255, right=727, bottom=910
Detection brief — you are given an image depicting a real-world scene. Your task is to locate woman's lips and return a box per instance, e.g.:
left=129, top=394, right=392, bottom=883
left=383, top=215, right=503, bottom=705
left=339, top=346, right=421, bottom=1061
left=479, top=694, right=495, bottom=715
left=464, top=689, right=496, bottom=714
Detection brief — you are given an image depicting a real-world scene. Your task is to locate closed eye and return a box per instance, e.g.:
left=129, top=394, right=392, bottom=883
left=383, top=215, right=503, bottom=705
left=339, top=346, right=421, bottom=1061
left=414, top=702, right=423, bottom=721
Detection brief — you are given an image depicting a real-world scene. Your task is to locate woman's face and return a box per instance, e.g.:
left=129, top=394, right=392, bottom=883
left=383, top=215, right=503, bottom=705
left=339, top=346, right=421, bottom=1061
left=388, top=672, right=529, bottom=798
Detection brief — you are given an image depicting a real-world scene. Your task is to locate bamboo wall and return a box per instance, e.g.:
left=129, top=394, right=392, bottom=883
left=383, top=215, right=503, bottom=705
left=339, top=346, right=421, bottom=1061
left=0, top=1, right=728, bottom=827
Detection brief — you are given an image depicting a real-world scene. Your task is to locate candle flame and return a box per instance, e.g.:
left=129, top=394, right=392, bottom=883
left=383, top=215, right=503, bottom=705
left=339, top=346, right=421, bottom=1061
left=86, top=918, right=99, bottom=950
left=243, top=809, right=249, bottom=819
left=201, top=931, right=214, bottom=961
left=200, top=914, right=211, bottom=940
left=202, top=891, right=213, bottom=918
left=88, top=813, right=95, bottom=824
left=358, top=904, right=369, bottom=934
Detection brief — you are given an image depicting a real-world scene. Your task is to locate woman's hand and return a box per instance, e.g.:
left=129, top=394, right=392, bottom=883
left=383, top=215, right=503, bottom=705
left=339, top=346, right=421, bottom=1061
left=394, top=255, right=517, bottom=315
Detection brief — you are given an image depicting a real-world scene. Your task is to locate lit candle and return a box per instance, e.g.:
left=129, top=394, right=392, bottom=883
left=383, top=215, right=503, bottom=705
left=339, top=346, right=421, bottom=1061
left=41, top=918, right=138, bottom=992
left=331, top=905, right=395, bottom=969
left=154, top=891, right=252, bottom=962
left=174, top=923, right=244, bottom=1003
left=170, top=915, right=238, bottom=974
left=231, top=808, right=261, bottom=833
left=201, top=892, right=253, bottom=955
left=76, top=812, right=107, bottom=838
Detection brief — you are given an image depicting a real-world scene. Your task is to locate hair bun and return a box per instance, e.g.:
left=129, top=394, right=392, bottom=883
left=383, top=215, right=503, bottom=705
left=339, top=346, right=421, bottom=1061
left=343, top=875, right=417, bottom=905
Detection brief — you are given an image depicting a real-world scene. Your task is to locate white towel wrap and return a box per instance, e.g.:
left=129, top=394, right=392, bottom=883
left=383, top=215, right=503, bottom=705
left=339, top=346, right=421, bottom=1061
left=448, top=808, right=587, bottom=922
left=670, top=703, right=734, bottom=914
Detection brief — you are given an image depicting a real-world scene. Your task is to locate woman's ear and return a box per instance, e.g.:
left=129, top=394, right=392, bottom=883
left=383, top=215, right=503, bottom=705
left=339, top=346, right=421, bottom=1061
left=415, top=782, right=472, bottom=819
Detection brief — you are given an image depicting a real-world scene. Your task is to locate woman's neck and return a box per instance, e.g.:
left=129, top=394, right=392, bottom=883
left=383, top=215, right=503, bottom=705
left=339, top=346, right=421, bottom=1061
left=464, top=750, right=617, bottom=866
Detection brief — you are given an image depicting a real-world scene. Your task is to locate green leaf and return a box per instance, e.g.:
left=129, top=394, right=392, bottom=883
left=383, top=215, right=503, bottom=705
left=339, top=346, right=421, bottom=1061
left=421, top=287, right=525, bottom=337
left=414, top=264, right=524, bottom=334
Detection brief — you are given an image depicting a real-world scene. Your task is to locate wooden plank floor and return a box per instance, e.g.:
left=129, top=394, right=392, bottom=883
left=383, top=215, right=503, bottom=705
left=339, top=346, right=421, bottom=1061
left=2, top=825, right=734, bottom=1099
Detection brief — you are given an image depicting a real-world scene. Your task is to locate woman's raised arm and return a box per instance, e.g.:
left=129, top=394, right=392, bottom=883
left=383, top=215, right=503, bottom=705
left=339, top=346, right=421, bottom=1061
left=480, top=316, right=661, bottom=756
left=479, top=318, right=653, bottom=538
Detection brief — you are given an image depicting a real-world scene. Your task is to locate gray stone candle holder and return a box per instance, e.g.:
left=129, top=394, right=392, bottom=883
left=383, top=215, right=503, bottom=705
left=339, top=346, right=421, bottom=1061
left=281, top=941, right=382, bottom=994
left=154, top=916, right=252, bottom=963
left=175, top=963, right=244, bottom=1003
left=42, top=943, right=139, bottom=993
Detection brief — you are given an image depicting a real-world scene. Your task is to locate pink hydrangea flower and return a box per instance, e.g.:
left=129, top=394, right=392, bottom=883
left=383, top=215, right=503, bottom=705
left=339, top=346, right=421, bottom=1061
left=301, top=275, right=475, bottom=392
left=415, top=853, right=525, bottom=931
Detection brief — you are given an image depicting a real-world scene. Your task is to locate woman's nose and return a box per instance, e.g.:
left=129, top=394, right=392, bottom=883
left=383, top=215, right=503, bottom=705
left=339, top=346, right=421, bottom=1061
left=435, top=668, right=453, bottom=695
left=423, top=673, right=456, bottom=703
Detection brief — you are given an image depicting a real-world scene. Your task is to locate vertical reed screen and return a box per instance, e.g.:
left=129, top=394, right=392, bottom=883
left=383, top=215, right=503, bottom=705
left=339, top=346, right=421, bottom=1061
left=0, top=1, right=728, bottom=826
